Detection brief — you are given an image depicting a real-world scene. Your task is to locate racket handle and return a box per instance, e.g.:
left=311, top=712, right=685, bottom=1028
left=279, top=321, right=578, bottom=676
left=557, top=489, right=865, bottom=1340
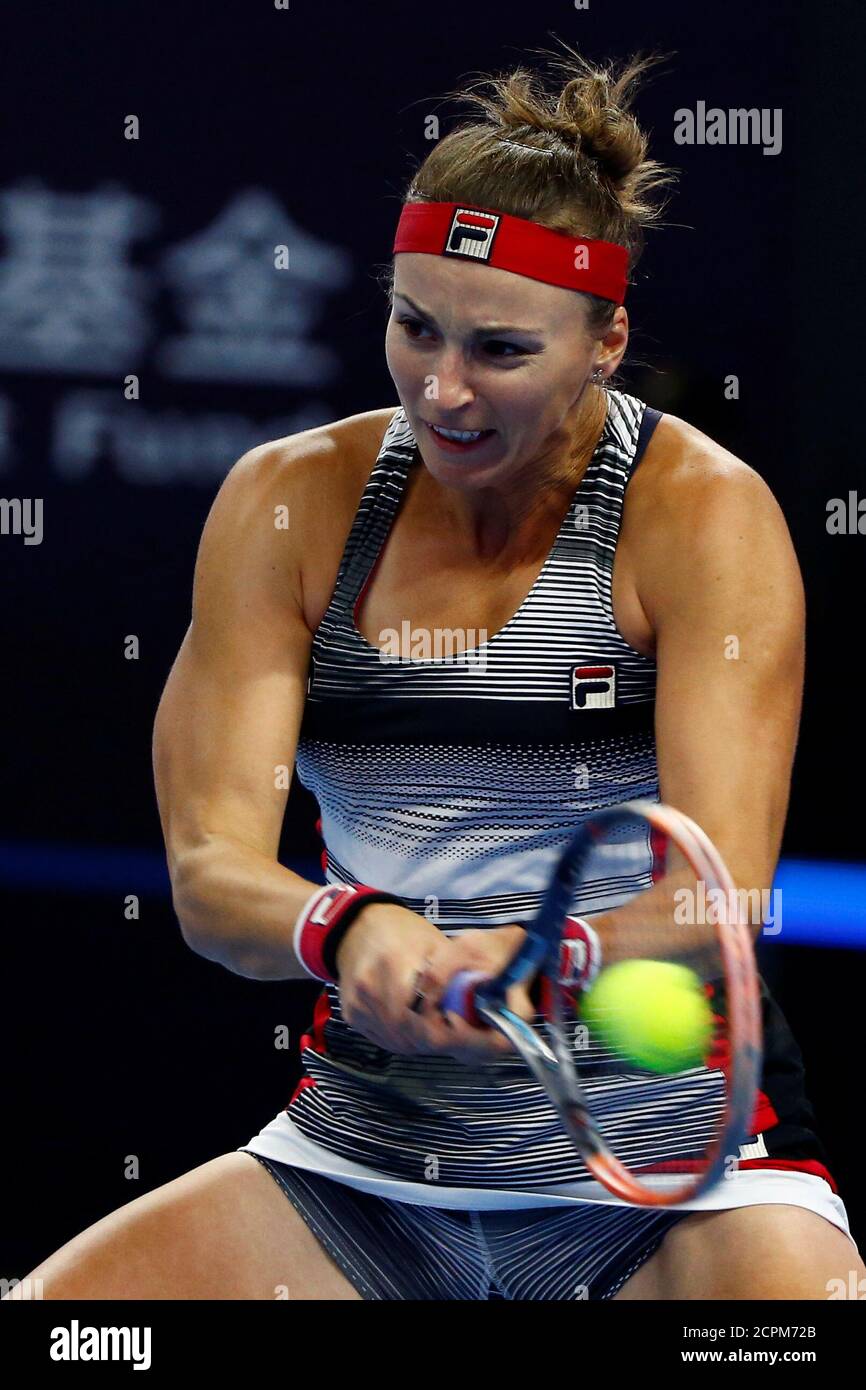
left=440, top=969, right=492, bottom=1027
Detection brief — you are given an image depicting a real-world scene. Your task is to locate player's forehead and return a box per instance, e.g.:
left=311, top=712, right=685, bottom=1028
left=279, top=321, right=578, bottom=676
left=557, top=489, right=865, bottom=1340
left=392, top=251, right=584, bottom=335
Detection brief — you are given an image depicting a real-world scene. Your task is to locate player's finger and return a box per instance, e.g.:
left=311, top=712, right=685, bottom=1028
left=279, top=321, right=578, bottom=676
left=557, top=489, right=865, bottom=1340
left=410, top=941, right=460, bottom=1010
left=440, top=1008, right=514, bottom=1057
left=402, top=1005, right=459, bottom=1054
left=504, top=981, right=538, bottom=1022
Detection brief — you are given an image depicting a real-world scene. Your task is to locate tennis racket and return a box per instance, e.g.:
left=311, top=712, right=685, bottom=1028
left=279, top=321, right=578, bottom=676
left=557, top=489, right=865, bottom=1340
left=440, top=799, right=762, bottom=1206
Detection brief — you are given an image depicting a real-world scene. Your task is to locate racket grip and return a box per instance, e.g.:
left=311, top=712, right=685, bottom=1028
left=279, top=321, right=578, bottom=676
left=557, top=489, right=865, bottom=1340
left=440, top=969, right=491, bottom=1027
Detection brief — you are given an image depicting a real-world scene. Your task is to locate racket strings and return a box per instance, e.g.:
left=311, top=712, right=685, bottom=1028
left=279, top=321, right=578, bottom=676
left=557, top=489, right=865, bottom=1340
left=543, top=811, right=744, bottom=1184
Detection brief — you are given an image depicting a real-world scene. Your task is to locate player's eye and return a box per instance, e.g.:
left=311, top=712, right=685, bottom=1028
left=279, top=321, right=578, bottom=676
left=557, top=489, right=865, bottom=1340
left=396, top=315, right=433, bottom=341
left=483, top=339, right=525, bottom=359
left=396, top=316, right=527, bottom=359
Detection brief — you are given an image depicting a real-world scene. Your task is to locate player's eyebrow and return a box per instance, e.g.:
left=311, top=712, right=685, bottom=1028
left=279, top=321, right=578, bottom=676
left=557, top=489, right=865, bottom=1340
left=393, top=292, right=544, bottom=337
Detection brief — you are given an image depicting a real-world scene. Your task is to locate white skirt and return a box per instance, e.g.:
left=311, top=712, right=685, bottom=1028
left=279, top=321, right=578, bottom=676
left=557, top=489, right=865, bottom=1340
left=239, top=1107, right=856, bottom=1245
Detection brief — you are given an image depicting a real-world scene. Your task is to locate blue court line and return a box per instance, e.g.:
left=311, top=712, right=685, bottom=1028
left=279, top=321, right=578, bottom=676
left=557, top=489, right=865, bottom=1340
left=769, top=860, right=866, bottom=947
left=0, top=842, right=863, bottom=948
left=0, top=842, right=321, bottom=896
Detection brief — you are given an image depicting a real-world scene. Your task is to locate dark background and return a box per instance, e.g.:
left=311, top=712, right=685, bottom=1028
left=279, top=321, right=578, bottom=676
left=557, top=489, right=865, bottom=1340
left=1, top=0, right=864, bottom=1276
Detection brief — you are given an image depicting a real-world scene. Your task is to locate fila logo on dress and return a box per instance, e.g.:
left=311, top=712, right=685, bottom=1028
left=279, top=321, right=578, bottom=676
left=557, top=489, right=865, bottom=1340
left=570, top=664, right=616, bottom=710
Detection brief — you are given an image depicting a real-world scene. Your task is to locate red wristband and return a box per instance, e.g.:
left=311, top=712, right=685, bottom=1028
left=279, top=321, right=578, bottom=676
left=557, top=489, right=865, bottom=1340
left=293, top=883, right=401, bottom=983
left=537, top=915, right=603, bottom=1019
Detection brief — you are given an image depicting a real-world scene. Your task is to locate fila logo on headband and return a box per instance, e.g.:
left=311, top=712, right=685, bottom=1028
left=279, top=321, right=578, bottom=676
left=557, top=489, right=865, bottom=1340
left=570, top=664, right=616, bottom=710
left=446, top=207, right=501, bottom=262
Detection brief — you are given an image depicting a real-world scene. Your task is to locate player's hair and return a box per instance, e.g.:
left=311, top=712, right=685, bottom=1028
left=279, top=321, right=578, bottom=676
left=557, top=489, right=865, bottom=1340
left=384, top=42, right=677, bottom=363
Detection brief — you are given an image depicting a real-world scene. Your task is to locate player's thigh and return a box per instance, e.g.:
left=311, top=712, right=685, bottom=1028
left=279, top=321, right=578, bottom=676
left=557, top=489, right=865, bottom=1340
left=2, top=1152, right=360, bottom=1301
left=613, top=1204, right=865, bottom=1300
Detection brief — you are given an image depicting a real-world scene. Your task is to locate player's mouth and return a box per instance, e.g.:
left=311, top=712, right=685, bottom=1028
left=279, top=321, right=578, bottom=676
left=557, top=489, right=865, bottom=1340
left=423, top=421, right=496, bottom=453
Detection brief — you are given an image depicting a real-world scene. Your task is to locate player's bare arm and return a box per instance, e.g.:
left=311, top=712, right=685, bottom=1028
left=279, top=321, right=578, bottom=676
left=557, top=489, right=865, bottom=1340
left=635, top=423, right=805, bottom=909
left=152, top=420, right=520, bottom=1056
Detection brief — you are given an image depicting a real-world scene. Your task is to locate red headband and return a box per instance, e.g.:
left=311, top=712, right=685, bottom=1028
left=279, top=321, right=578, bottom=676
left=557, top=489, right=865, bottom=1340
left=392, top=201, right=628, bottom=306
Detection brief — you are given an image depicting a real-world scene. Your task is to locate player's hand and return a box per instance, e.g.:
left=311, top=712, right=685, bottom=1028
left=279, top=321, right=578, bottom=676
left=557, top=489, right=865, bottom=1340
left=408, top=926, right=538, bottom=1062
left=334, top=902, right=462, bottom=1055
left=335, top=910, right=534, bottom=1058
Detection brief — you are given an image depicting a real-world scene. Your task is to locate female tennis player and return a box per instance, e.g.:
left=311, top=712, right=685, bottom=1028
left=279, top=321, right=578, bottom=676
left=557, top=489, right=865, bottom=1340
left=7, top=45, right=864, bottom=1301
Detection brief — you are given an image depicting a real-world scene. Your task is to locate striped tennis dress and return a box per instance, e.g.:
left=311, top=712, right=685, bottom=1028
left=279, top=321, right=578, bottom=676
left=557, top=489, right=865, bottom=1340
left=240, top=389, right=851, bottom=1253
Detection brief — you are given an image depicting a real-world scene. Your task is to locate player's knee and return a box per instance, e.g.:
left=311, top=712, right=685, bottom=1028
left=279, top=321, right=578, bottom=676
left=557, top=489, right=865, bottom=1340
left=4, top=1205, right=169, bottom=1299
left=1, top=1154, right=360, bottom=1300
left=1, top=1159, right=235, bottom=1299
left=653, top=1205, right=861, bottom=1300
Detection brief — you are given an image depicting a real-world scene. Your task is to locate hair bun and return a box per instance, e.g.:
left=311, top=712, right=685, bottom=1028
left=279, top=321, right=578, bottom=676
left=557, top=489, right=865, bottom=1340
left=394, top=40, right=678, bottom=354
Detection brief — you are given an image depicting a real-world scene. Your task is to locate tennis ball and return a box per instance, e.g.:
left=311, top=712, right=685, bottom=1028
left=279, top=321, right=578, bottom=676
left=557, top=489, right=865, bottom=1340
left=579, top=959, right=713, bottom=1074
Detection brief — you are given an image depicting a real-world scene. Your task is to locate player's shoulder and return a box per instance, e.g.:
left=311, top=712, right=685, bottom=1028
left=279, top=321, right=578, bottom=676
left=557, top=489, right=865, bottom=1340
left=624, top=406, right=801, bottom=619
left=197, top=406, right=397, bottom=557
left=211, top=406, right=401, bottom=551
left=194, top=407, right=402, bottom=622
left=274, top=404, right=400, bottom=467
left=629, top=405, right=784, bottom=532
left=229, top=405, right=399, bottom=499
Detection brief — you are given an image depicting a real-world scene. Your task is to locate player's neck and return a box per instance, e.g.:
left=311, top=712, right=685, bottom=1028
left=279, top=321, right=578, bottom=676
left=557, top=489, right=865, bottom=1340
left=419, top=386, right=607, bottom=565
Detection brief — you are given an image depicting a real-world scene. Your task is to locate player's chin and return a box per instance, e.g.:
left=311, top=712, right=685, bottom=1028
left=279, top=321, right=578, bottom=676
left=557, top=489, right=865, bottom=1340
left=419, top=439, right=510, bottom=485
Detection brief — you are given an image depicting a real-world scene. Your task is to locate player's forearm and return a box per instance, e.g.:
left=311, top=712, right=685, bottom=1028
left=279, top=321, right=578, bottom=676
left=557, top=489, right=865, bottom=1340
left=171, top=835, right=319, bottom=980
left=584, top=861, right=769, bottom=968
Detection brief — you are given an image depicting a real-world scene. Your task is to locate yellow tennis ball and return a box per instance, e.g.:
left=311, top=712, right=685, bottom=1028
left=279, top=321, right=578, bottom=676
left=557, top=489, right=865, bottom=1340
left=580, top=959, right=713, bottom=1074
